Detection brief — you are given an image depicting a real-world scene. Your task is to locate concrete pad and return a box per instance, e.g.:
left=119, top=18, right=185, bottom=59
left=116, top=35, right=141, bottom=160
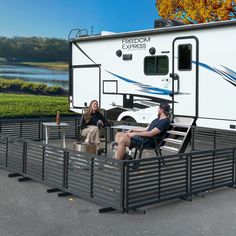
left=1, top=168, right=236, bottom=236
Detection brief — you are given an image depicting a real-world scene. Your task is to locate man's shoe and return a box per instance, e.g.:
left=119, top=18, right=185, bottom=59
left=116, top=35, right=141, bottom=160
left=110, top=141, right=118, bottom=150
left=123, top=153, right=133, bottom=160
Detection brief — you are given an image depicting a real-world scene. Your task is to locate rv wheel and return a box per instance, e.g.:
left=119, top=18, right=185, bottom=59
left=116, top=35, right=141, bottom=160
left=122, top=117, right=136, bottom=123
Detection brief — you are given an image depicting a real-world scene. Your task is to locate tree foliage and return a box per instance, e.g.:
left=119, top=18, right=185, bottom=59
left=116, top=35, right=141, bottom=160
left=156, top=0, right=236, bottom=24
left=0, top=36, right=69, bottom=62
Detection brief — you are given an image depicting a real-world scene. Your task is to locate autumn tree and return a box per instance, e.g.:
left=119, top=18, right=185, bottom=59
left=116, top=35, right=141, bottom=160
left=156, top=0, right=236, bottom=24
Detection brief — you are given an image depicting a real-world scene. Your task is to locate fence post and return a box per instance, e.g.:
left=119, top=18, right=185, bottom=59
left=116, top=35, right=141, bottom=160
left=42, top=146, right=45, bottom=181
left=120, top=161, right=126, bottom=213
left=191, top=128, right=195, bottom=151
left=188, top=154, right=192, bottom=199
left=234, top=148, right=236, bottom=187
left=38, top=121, right=42, bottom=141
left=62, top=150, right=69, bottom=189
left=90, top=158, right=94, bottom=198
left=22, top=141, right=28, bottom=174
left=20, top=122, right=23, bottom=138
left=5, top=137, right=8, bottom=168
left=212, top=150, right=215, bottom=189
left=124, top=160, right=129, bottom=212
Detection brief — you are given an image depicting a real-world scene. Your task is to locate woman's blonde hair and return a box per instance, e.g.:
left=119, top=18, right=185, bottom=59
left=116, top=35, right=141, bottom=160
left=84, top=100, right=100, bottom=123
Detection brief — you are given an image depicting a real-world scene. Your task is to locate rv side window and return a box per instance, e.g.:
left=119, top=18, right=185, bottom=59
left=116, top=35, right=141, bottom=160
left=178, top=44, right=192, bottom=70
left=144, top=56, right=168, bottom=75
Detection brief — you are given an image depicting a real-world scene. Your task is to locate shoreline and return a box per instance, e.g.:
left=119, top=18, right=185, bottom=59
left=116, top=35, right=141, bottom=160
left=0, top=61, right=68, bottom=71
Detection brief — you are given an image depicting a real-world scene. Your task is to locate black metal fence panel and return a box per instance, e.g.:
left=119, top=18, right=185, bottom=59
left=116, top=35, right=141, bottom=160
left=6, top=137, right=24, bottom=174
left=0, top=116, right=79, bottom=141
left=0, top=136, right=7, bottom=166
left=192, top=127, right=236, bottom=151
left=0, top=122, right=22, bottom=138
left=25, top=142, right=44, bottom=182
left=125, top=155, right=188, bottom=210
left=67, top=152, right=95, bottom=198
left=67, top=151, right=124, bottom=210
left=44, top=146, right=65, bottom=189
left=22, top=122, right=41, bottom=140
left=190, top=148, right=235, bottom=195
left=92, top=158, right=124, bottom=210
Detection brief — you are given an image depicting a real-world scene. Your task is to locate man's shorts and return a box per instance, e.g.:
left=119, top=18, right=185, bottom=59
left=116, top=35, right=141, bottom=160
left=129, top=136, right=155, bottom=149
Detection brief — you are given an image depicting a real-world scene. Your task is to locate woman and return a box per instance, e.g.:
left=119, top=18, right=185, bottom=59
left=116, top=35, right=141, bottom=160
left=80, top=100, right=109, bottom=148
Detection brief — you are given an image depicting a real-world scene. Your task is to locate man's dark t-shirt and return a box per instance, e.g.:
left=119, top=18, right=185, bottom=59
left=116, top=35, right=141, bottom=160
left=130, top=117, right=170, bottom=149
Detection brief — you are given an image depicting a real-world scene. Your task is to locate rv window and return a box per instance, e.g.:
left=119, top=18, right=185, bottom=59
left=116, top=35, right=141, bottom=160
left=144, top=56, right=168, bottom=75
left=178, top=44, right=192, bottom=70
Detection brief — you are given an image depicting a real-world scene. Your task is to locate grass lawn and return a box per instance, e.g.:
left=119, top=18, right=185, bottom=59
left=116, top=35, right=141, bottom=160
left=0, top=93, right=74, bottom=118
left=18, top=61, right=68, bottom=70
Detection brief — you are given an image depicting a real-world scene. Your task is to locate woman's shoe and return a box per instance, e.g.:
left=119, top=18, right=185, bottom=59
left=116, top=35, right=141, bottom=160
left=84, top=139, right=89, bottom=144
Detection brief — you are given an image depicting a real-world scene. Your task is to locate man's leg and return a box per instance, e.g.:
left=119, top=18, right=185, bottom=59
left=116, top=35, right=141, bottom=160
left=115, top=134, right=131, bottom=160
left=114, top=132, right=126, bottom=143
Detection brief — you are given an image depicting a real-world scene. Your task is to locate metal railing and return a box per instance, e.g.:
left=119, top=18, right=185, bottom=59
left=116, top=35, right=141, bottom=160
left=192, top=126, right=236, bottom=151
left=0, top=121, right=236, bottom=213
left=0, top=134, right=125, bottom=212
left=0, top=116, right=80, bottom=140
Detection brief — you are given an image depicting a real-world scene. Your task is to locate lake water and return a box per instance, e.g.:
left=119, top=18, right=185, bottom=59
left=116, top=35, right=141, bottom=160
left=0, top=65, right=69, bottom=90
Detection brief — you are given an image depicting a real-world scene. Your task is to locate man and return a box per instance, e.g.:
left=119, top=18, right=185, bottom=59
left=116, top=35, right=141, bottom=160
left=112, top=103, right=171, bottom=160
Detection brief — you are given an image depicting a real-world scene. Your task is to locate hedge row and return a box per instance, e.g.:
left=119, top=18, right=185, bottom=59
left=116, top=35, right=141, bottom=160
left=0, top=78, right=67, bottom=95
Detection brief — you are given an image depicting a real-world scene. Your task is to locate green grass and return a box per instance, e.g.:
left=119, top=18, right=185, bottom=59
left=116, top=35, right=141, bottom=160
left=0, top=93, right=74, bottom=118
left=17, top=61, right=68, bottom=70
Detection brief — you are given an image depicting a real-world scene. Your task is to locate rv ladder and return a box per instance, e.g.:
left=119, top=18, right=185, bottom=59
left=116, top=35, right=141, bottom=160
left=160, top=117, right=195, bottom=155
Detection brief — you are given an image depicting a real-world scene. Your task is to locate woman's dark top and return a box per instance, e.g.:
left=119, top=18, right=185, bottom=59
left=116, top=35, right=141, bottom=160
left=80, top=111, right=109, bottom=130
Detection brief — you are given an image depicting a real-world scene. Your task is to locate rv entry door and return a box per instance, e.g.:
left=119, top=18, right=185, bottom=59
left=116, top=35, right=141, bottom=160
left=72, top=65, right=101, bottom=108
left=172, top=37, right=198, bottom=117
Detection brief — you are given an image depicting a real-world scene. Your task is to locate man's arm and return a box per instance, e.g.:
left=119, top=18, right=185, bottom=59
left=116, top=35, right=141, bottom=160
left=127, top=127, right=160, bottom=138
left=128, top=126, right=148, bottom=133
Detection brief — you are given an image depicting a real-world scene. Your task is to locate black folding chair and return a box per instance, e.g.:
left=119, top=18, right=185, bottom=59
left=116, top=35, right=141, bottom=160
left=133, top=136, right=163, bottom=159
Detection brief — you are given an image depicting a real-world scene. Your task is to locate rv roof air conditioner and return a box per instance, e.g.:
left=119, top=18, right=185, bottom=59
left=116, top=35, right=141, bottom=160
left=154, top=19, right=185, bottom=28
left=101, top=31, right=116, bottom=35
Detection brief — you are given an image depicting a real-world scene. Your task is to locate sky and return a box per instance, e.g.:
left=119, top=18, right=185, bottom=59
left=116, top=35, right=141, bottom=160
left=0, top=0, right=160, bottom=39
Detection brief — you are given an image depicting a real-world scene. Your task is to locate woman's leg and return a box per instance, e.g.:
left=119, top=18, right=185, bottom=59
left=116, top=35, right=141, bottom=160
left=81, top=126, right=100, bottom=144
left=90, top=126, right=100, bottom=146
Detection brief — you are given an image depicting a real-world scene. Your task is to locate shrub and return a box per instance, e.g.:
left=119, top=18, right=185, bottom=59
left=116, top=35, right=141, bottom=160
left=0, top=78, right=67, bottom=95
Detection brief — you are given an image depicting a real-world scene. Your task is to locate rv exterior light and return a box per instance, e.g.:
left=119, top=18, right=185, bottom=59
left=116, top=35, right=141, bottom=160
left=149, top=47, right=156, bottom=55
left=116, top=50, right=122, bottom=57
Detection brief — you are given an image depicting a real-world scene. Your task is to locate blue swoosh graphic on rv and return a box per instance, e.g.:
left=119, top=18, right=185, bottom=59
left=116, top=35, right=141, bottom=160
left=106, top=70, right=172, bottom=95
left=194, top=61, right=236, bottom=87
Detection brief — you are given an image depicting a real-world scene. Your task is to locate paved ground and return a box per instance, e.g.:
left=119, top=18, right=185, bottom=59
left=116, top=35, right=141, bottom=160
left=1, top=138, right=236, bottom=236
left=1, top=165, right=236, bottom=236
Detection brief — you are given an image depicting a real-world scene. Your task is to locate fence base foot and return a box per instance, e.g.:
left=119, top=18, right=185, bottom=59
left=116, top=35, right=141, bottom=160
left=193, top=192, right=205, bottom=198
left=98, top=207, right=117, bottom=213
left=228, top=184, right=236, bottom=189
left=180, top=195, right=192, bottom=201
left=8, top=173, right=21, bottom=178
left=58, top=192, right=72, bottom=197
left=47, top=188, right=61, bottom=193
left=18, top=177, right=31, bottom=182
left=129, top=208, right=146, bottom=214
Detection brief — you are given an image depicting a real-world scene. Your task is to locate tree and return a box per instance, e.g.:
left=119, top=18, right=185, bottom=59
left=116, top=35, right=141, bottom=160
left=156, top=0, right=236, bottom=24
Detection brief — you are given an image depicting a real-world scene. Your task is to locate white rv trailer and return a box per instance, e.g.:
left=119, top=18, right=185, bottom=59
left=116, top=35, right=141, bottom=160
left=69, top=20, right=236, bottom=132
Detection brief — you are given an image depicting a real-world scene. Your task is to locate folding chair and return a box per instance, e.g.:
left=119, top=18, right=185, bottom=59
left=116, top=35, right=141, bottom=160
left=133, top=136, right=163, bottom=159
left=77, top=108, right=109, bottom=156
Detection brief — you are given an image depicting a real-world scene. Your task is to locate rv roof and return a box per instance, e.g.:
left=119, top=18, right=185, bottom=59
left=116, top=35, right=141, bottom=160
left=69, top=20, right=236, bottom=42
